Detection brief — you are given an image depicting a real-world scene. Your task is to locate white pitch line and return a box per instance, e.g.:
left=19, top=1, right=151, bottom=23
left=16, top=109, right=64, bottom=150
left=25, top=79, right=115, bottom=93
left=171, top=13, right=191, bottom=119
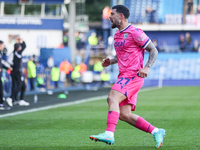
left=0, top=87, right=160, bottom=118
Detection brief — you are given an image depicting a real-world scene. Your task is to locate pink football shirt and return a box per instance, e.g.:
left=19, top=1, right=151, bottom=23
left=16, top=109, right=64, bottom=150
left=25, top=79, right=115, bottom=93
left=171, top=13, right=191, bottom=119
left=114, top=24, right=150, bottom=78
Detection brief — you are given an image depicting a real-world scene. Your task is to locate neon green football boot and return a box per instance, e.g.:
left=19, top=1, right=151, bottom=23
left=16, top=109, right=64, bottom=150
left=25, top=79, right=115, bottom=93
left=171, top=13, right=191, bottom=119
left=89, top=133, right=114, bottom=145
left=153, top=129, right=166, bottom=148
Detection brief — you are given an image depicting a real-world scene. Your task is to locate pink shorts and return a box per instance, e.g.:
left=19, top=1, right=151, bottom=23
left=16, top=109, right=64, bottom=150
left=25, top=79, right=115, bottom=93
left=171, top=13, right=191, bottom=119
left=111, top=75, right=144, bottom=111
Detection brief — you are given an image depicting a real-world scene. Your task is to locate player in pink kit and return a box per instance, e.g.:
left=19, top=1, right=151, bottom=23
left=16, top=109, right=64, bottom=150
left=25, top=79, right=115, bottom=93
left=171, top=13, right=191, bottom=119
left=89, top=5, right=166, bottom=148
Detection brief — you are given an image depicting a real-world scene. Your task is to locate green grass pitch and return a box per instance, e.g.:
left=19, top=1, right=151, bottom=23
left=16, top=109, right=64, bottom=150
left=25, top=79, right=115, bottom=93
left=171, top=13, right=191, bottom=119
left=0, top=86, right=199, bottom=150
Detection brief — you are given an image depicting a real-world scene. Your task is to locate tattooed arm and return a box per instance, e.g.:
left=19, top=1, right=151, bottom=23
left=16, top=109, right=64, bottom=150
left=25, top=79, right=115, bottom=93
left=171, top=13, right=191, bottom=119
left=145, top=41, right=158, bottom=68
left=102, top=56, right=118, bottom=67
left=137, top=41, right=158, bottom=78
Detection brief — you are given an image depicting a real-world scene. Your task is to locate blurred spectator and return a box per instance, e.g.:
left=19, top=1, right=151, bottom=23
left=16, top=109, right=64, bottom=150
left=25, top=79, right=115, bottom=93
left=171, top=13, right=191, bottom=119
left=75, top=52, right=82, bottom=65
left=2, top=47, right=7, bottom=61
left=0, top=40, right=12, bottom=110
left=159, top=40, right=167, bottom=52
left=59, top=59, right=73, bottom=86
left=88, top=32, right=98, bottom=46
left=197, top=5, right=200, bottom=14
left=76, top=32, right=80, bottom=43
left=79, top=61, right=87, bottom=74
left=145, top=6, right=156, bottom=23
left=185, top=32, right=192, bottom=52
left=75, top=31, right=81, bottom=51
left=71, top=65, right=81, bottom=86
left=32, top=54, right=37, bottom=63
left=63, top=31, right=69, bottom=46
left=93, top=59, right=104, bottom=73
left=187, top=0, right=194, bottom=14
left=88, top=32, right=98, bottom=55
left=152, top=38, right=159, bottom=52
left=100, top=70, right=110, bottom=87
left=51, top=65, right=60, bottom=88
left=97, top=36, right=106, bottom=55
left=3, top=70, right=12, bottom=94
left=47, top=56, right=54, bottom=69
left=98, top=36, right=105, bottom=46
left=88, top=59, right=94, bottom=71
left=179, top=34, right=186, bottom=52
left=185, top=32, right=192, bottom=44
left=79, top=32, right=87, bottom=50
left=36, top=61, right=44, bottom=74
left=191, top=39, right=200, bottom=52
left=27, top=56, right=36, bottom=91
left=35, top=74, right=46, bottom=89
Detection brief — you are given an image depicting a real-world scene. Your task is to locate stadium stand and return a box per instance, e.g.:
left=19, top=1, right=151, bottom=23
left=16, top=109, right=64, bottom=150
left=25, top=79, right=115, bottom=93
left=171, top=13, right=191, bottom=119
left=125, top=0, right=184, bottom=24
left=125, top=0, right=162, bottom=24
left=144, top=53, right=200, bottom=80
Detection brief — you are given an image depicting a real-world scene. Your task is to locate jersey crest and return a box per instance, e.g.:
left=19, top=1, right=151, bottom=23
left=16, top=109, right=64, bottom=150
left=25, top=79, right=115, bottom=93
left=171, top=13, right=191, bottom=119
left=123, top=33, right=128, bottom=39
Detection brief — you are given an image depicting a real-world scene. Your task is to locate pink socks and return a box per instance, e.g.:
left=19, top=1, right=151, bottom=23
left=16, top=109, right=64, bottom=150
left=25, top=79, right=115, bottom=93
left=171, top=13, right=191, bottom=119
left=106, top=111, right=119, bottom=133
left=106, top=112, right=155, bottom=134
left=134, top=117, right=155, bottom=134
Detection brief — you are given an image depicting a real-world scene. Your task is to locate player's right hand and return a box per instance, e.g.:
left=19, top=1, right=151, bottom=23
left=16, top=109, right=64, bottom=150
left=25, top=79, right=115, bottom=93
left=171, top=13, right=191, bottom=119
left=102, top=58, right=111, bottom=67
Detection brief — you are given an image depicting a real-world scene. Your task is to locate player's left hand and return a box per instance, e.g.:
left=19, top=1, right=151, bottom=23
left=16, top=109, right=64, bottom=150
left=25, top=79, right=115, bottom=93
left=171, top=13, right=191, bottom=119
left=137, top=66, right=150, bottom=78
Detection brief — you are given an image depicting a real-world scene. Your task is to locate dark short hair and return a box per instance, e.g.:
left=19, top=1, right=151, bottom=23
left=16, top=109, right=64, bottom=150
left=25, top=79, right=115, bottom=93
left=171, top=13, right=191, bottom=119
left=14, top=43, right=21, bottom=50
left=0, top=40, right=3, bottom=44
left=112, top=5, right=130, bottom=19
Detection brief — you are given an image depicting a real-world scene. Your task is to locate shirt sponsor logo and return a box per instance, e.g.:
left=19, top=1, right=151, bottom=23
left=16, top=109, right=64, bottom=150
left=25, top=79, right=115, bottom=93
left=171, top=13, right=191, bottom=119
left=114, top=40, right=125, bottom=48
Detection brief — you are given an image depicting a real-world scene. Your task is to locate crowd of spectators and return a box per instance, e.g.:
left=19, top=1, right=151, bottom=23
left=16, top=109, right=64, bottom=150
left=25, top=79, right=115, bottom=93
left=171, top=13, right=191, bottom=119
left=0, top=33, right=112, bottom=110
left=186, top=0, right=200, bottom=15
left=151, top=32, right=200, bottom=53
left=179, top=32, right=200, bottom=52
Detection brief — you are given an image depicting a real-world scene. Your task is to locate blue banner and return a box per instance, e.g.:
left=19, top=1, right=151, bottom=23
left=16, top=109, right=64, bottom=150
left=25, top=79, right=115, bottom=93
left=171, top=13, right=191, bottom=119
left=0, top=17, right=64, bottom=30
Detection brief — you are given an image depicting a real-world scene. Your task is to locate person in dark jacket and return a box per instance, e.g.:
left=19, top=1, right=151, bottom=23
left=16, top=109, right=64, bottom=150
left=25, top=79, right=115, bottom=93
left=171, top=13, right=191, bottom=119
left=6, top=37, right=29, bottom=107
left=0, top=40, right=12, bottom=110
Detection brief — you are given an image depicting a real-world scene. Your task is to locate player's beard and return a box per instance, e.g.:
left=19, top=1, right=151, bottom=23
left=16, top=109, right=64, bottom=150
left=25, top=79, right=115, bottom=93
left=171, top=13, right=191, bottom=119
left=111, top=20, right=120, bottom=29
